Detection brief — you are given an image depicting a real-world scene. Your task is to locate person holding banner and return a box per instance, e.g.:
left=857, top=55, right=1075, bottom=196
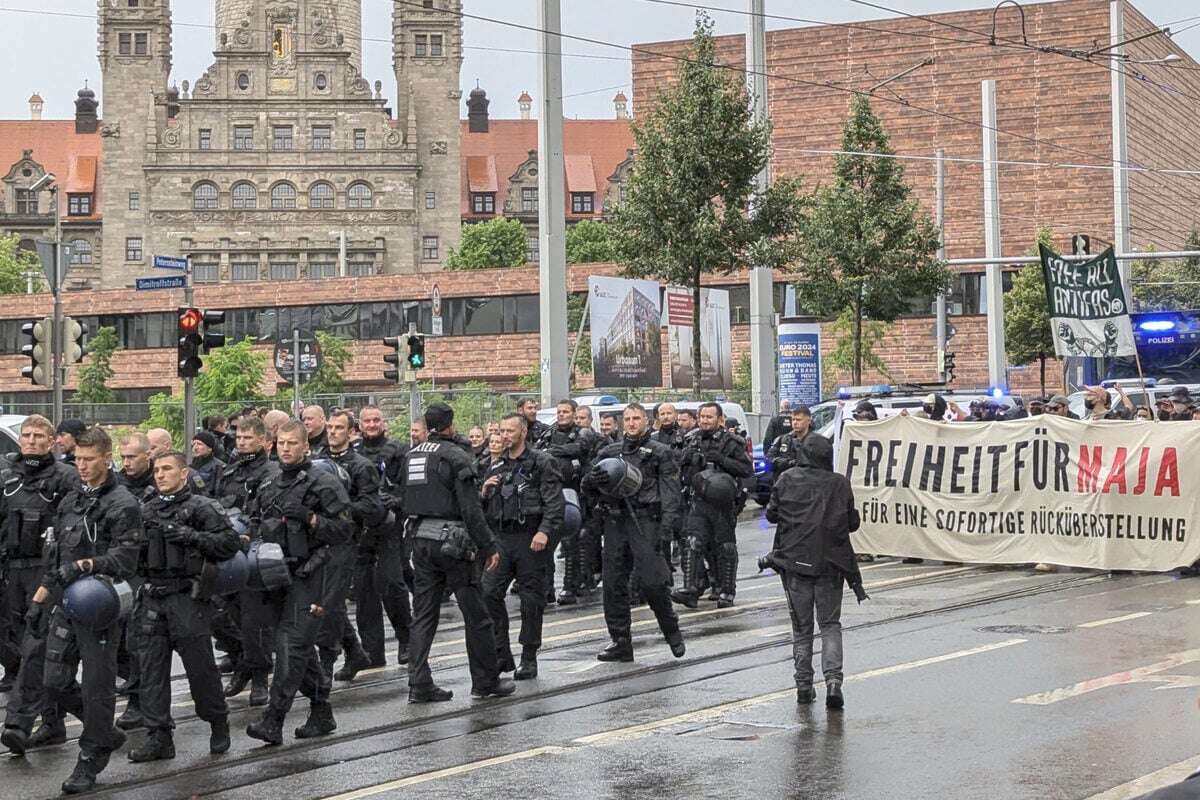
left=1083, top=386, right=1133, bottom=421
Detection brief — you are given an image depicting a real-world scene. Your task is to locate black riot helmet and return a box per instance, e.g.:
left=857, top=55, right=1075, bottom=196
left=591, top=457, right=643, bottom=499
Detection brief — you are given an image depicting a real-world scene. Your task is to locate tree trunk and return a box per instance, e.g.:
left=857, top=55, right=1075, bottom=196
left=1038, top=354, right=1047, bottom=399
left=692, top=270, right=703, bottom=398
left=852, top=296, right=864, bottom=385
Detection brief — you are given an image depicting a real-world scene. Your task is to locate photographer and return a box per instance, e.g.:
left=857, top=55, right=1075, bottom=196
left=763, top=434, right=866, bottom=710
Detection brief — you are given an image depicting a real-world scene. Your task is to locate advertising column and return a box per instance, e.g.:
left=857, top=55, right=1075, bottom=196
left=778, top=319, right=822, bottom=407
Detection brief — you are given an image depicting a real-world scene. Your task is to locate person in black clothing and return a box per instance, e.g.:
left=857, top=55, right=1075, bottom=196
left=672, top=403, right=753, bottom=609
left=677, top=408, right=698, bottom=433
left=127, top=451, right=239, bottom=763
left=403, top=402, right=513, bottom=703
left=16, top=427, right=142, bottom=794
left=189, top=432, right=226, bottom=495
left=202, top=415, right=230, bottom=462
left=354, top=405, right=413, bottom=670
left=653, top=402, right=690, bottom=572
left=320, top=410, right=387, bottom=683
left=244, top=420, right=355, bottom=746
left=765, top=406, right=814, bottom=473
left=302, top=404, right=330, bottom=458
left=0, top=416, right=78, bottom=746
left=116, top=432, right=157, bottom=502
left=598, top=413, right=621, bottom=444
left=519, top=397, right=549, bottom=442
left=217, top=415, right=280, bottom=706
left=535, top=399, right=594, bottom=605
left=762, top=400, right=793, bottom=456
left=583, top=403, right=686, bottom=663
left=483, top=414, right=564, bottom=679
left=764, top=434, right=867, bottom=709
left=55, top=419, right=86, bottom=466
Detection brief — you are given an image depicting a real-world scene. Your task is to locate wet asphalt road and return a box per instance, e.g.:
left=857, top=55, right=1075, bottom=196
left=3, top=512, right=1200, bottom=800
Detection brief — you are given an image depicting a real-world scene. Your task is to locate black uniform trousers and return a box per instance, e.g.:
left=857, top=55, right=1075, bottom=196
left=601, top=510, right=680, bottom=642
left=355, top=526, right=413, bottom=661
left=316, top=543, right=357, bottom=676
left=3, top=587, right=58, bottom=736
left=683, top=498, right=738, bottom=593
left=236, top=585, right=275, bottom=677
left=0, top=561, right=43, bottom=675
left=407, top=538, right=499, bottom=692
left=42, top=607, right=124, bottom=758
left=209, top=595, right=243, bottom=662
left=483, top=525, right=551, bottom=658
left=259, top=562, right=337, bottom=716
left=133, top=590, right=228, bottom=732
left=116, top=576, right=144, bottom=711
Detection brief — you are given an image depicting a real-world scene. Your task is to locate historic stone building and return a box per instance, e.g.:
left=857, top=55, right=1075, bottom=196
left=94, top=0, right=463, bottom=289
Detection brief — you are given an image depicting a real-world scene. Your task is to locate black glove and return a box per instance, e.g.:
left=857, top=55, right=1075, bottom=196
left=280, top=498, right=311, bottom=526
left=547, top=445, right=567, bottom=458
left=582, top=465, right=605, bottom=488
left=688, top=452, right=706, bottom=470
left=55, top=561, right=83, bottom=587
left=851, top=582, right=869, bottom=604
left=162, top=524, right=199, bottom=547
left=24, top=601, right=46, bottom=633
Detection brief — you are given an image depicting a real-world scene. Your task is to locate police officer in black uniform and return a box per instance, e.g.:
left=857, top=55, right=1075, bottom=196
left=0, top=415, right=78, bottom=749
left=217, top=415, right=280, bottom=706
left=244, top=420, right=355, bottom=746
left=583, top=403, right=686, bottom=663
left=519, top=398, right=549, bottom=442
left=21, top=427, right=142, bottom=794
left=672, top=403, right=753, bottom=610
left=127, top=451, right=239, bottom=762
left=302, top=405, right=330, bottom=458
left=189, top=431, right=226, bottom=495
left=652, top=403, right=688, bottom=571
left=765, top=406, right=814, bottom=473
left=534, top=399, right=593, bottom=605
left=355, top=404, right=413, bottom=667
left=117, top=432, right=157, bottom=502
left=320, top=410, right=386, bottom=683
left=483, top=413, right=564, bottom=679
left=403, top=402, right=514, bottom=702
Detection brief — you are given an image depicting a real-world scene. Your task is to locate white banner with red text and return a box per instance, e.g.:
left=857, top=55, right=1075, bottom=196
left=838, top=414, right=1200, bottom=572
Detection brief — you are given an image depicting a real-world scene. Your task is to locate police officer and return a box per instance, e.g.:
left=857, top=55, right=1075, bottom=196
left=55, top=419, right=86, bottom=466
left=244, top=420, right=355, bottom=746
left=320, top=410, right=387, bottom=683
left=22, top=427, right=142, bottom=794
left=765, top=406, right=814, bottom=473
left=127, top=451, right=239, bottom=762
left=583, top=403, right=686, bottom=663
left=404, top=402, right=514, bottom=702
left=672, top=403, right=753, bottom=610
left=483, top=413, right=564, bottom=679
left=117, top=432, right=157, bottom=503
left=355, top=405, right=413, bottom=668
left=0, top=415, right=78, bottom=748
left=652, top=403, right=688, bottom=570
left=218, top=415, right=280, bottom=706
left=302, top=405, right=330, bottom=458
left=535, top=399, right=593, bottom=605
left=189, top=431, right=226, bottom=495
left=518, top=398, right=549, bottom=442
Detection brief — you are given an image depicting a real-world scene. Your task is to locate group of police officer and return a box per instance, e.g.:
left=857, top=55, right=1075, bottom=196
left=0, top=395, right=756, bottom=794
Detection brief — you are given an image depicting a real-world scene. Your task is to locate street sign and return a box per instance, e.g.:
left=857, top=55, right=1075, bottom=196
left=431, top=284, right=443, bottom=336
left=273, top=331, right=322, bottom=382
left=136, top=275, right=187, bottom=291
left=35, top=240, right=71, bottom=290
left=153, top=255, right=189, bottom=271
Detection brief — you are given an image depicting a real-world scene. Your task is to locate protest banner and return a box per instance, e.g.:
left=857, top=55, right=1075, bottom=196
left=1039, top=244, right=1136, bottom=358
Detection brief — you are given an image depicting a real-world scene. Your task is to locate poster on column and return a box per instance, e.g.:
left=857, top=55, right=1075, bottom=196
left=777, top=321, right=822, bottom=407
left=588, top=276, right=663, bottom=387
left=664, top=287, right=732, bottom=390
left=838, top=414, right=1200, bottom=572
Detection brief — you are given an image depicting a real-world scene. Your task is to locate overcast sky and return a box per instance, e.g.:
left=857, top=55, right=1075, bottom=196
left=2, top=0, right=1197, bottom=120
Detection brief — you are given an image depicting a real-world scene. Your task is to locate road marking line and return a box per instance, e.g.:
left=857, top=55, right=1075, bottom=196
left=1187, top=599, right=1200, bottom=606
left=323, top=746, right=569, bottom=799
left=1077, top=612, right=1153, bottom=628
left=1084, top=754, right=1200, bottom=799
left=1012, top=647, right=1200, bottom=705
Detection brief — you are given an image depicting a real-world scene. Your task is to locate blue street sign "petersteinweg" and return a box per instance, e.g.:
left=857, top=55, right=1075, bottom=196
left=153, top=255, right=189, bottom=271
left=136, top=276, right=187, bottom=291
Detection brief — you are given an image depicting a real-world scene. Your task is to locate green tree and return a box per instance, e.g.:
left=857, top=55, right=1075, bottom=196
left=611, top=13, right=807, bottom=396
left=1132, top=231, right=1200, bottom=311
left=301, top=330, right=353, bottom=398
left=1004, top=227, right=1057, bottom=397
left=446, top=218, right=528, bottom=270
left=0, top=235, right=43, bottom=295
left=145, top=338, right=269, bottom=439
left=822, top=309, right=891, bottom=390
left=74, top=326, right=119, bottom=404
left=566, top=219, right=617, bottom=264
left=792, top=95, right=947, bottom=383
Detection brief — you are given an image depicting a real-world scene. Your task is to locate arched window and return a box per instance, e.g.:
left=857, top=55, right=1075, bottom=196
left=193, top=182, right=218, bottom=210
left=347, top=181, right=373, bottom=209
left=69, top=239, right=92, bottom=265
left=309, top=182, right=335, bottom=209
left=231, top=182, right=258, bottom=209
left=270, top=182, right=297, bottom=210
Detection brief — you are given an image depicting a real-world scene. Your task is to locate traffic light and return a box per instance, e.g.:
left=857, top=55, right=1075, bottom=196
left=202, top=310, right=226, bottom=352
left=407, top=334, right=426, bottom=370
left=943, top=351, right=957, bottom=383
left=20, top=317, right=53, bottom=386
left=177, top=307, right=204, bottom=378
left=63, top=316, right=87, bottom=364
left=383, top=336, right=402, bottom=383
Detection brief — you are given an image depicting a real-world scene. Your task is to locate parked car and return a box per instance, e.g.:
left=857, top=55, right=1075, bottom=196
left=0, top=415, right=24, bottom=459
left=1066, top=379, right=1200, bottom=419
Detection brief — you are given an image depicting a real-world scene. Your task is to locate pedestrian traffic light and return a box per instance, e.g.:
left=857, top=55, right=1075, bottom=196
left=202, top=310, right=226, bottom=352
left=63, top=316, right=87, bottom=364
left=20, top=317, right=53, bottom=386
left=943, top=351, right=956, bottom=382
left=407, top=334, right=425, bottom=370
left=383, top=336, right=402, bottom=383
left=177, top=307, right=204, bottom=378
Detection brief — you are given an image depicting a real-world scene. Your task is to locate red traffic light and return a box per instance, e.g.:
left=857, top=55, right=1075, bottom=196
left=179, top=308, right=202, bottom=332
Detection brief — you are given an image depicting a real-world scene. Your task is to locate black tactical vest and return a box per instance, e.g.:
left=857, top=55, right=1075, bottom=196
left=403, top=440, right=461, bottom=520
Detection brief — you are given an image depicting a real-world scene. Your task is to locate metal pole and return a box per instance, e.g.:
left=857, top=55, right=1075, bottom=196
left=338, top=231, right=347, bottom=278
left=944, top=250, right=1200, bottom=267
left=935, top=148, right=947, bottom=381
left=538, top=0, right=569, bottom=407
left=292, top=327, right=301, bottom=409
left=51, top=187, right=63, bottom=426
left=981, top=80, right=1007, bottom=388
left=567, top=293, right=590, bottom=387
left=407, top=322, right=420, bottom=423
left=1110, top=0, right=1132, bottom=294
left=183, top=260, right=196, bottom=459
left=747, top=0, right=777, bottom=415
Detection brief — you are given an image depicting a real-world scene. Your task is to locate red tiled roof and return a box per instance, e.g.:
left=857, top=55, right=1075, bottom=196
left=0, top=120, right=101, bottom=216
left=65, top=155, right=97, bottom=194
left=459, top=118, right=634, bottom=219
left=465, top=155, right=498, bottom=193
left=564, top=155, right=597, bottom=193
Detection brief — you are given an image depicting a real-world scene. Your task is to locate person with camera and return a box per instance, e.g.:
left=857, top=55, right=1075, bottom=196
left=483, top=413, right=564, bottom=680
left=672, top=403, right=753, bottom=610
left=583, top=403, right=686, bottom=663
left=403, top=402, right=513, bottom=703
left=243, top=421, right=355, bottom=746
left=127, top=451, right=240, bottom=763
left=763, top=434, right=867, bottom=710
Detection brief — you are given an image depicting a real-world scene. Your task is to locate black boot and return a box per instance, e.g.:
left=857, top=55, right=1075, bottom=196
left=597, top=638, right=634, bottom=662
left=1, top=726, right=28, bottom=756
left=116, top=702, right=144, bottom=731
left=514, top=651, right=538, bottom=680
left=246, top=710, right=285, bottom=746
left=716, top=544, right=738, bottom=609
left=796, top=686, right=816, bottom=704
left=61, top=754, right=103, bottom=795
left=558, top=538, right=579, bottom=604
left=826, top=680, right=844, bottom=710
left=29, top=720, right=66, bottom=749
left=497, top=651, right=516, bottom=673
left=216, top=654, right=236, bottom=674
left=128, top=729, right=175, bottom=763
left=210, top=718, right=231, bottom=754
left=471, top=678, right=516, bottom=698
left=670, top=540, right=701, bottom=609
left=294, top=702, right=337, bottom=739
left=224, top=671, right=251, bottom=697
left=249, top=672, right=269, bottom=706
left=408, top=685, right=453, bottom=703
left=334, top=645, right=372, bottom=682
left=666, top=631, right=685, bottom=658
